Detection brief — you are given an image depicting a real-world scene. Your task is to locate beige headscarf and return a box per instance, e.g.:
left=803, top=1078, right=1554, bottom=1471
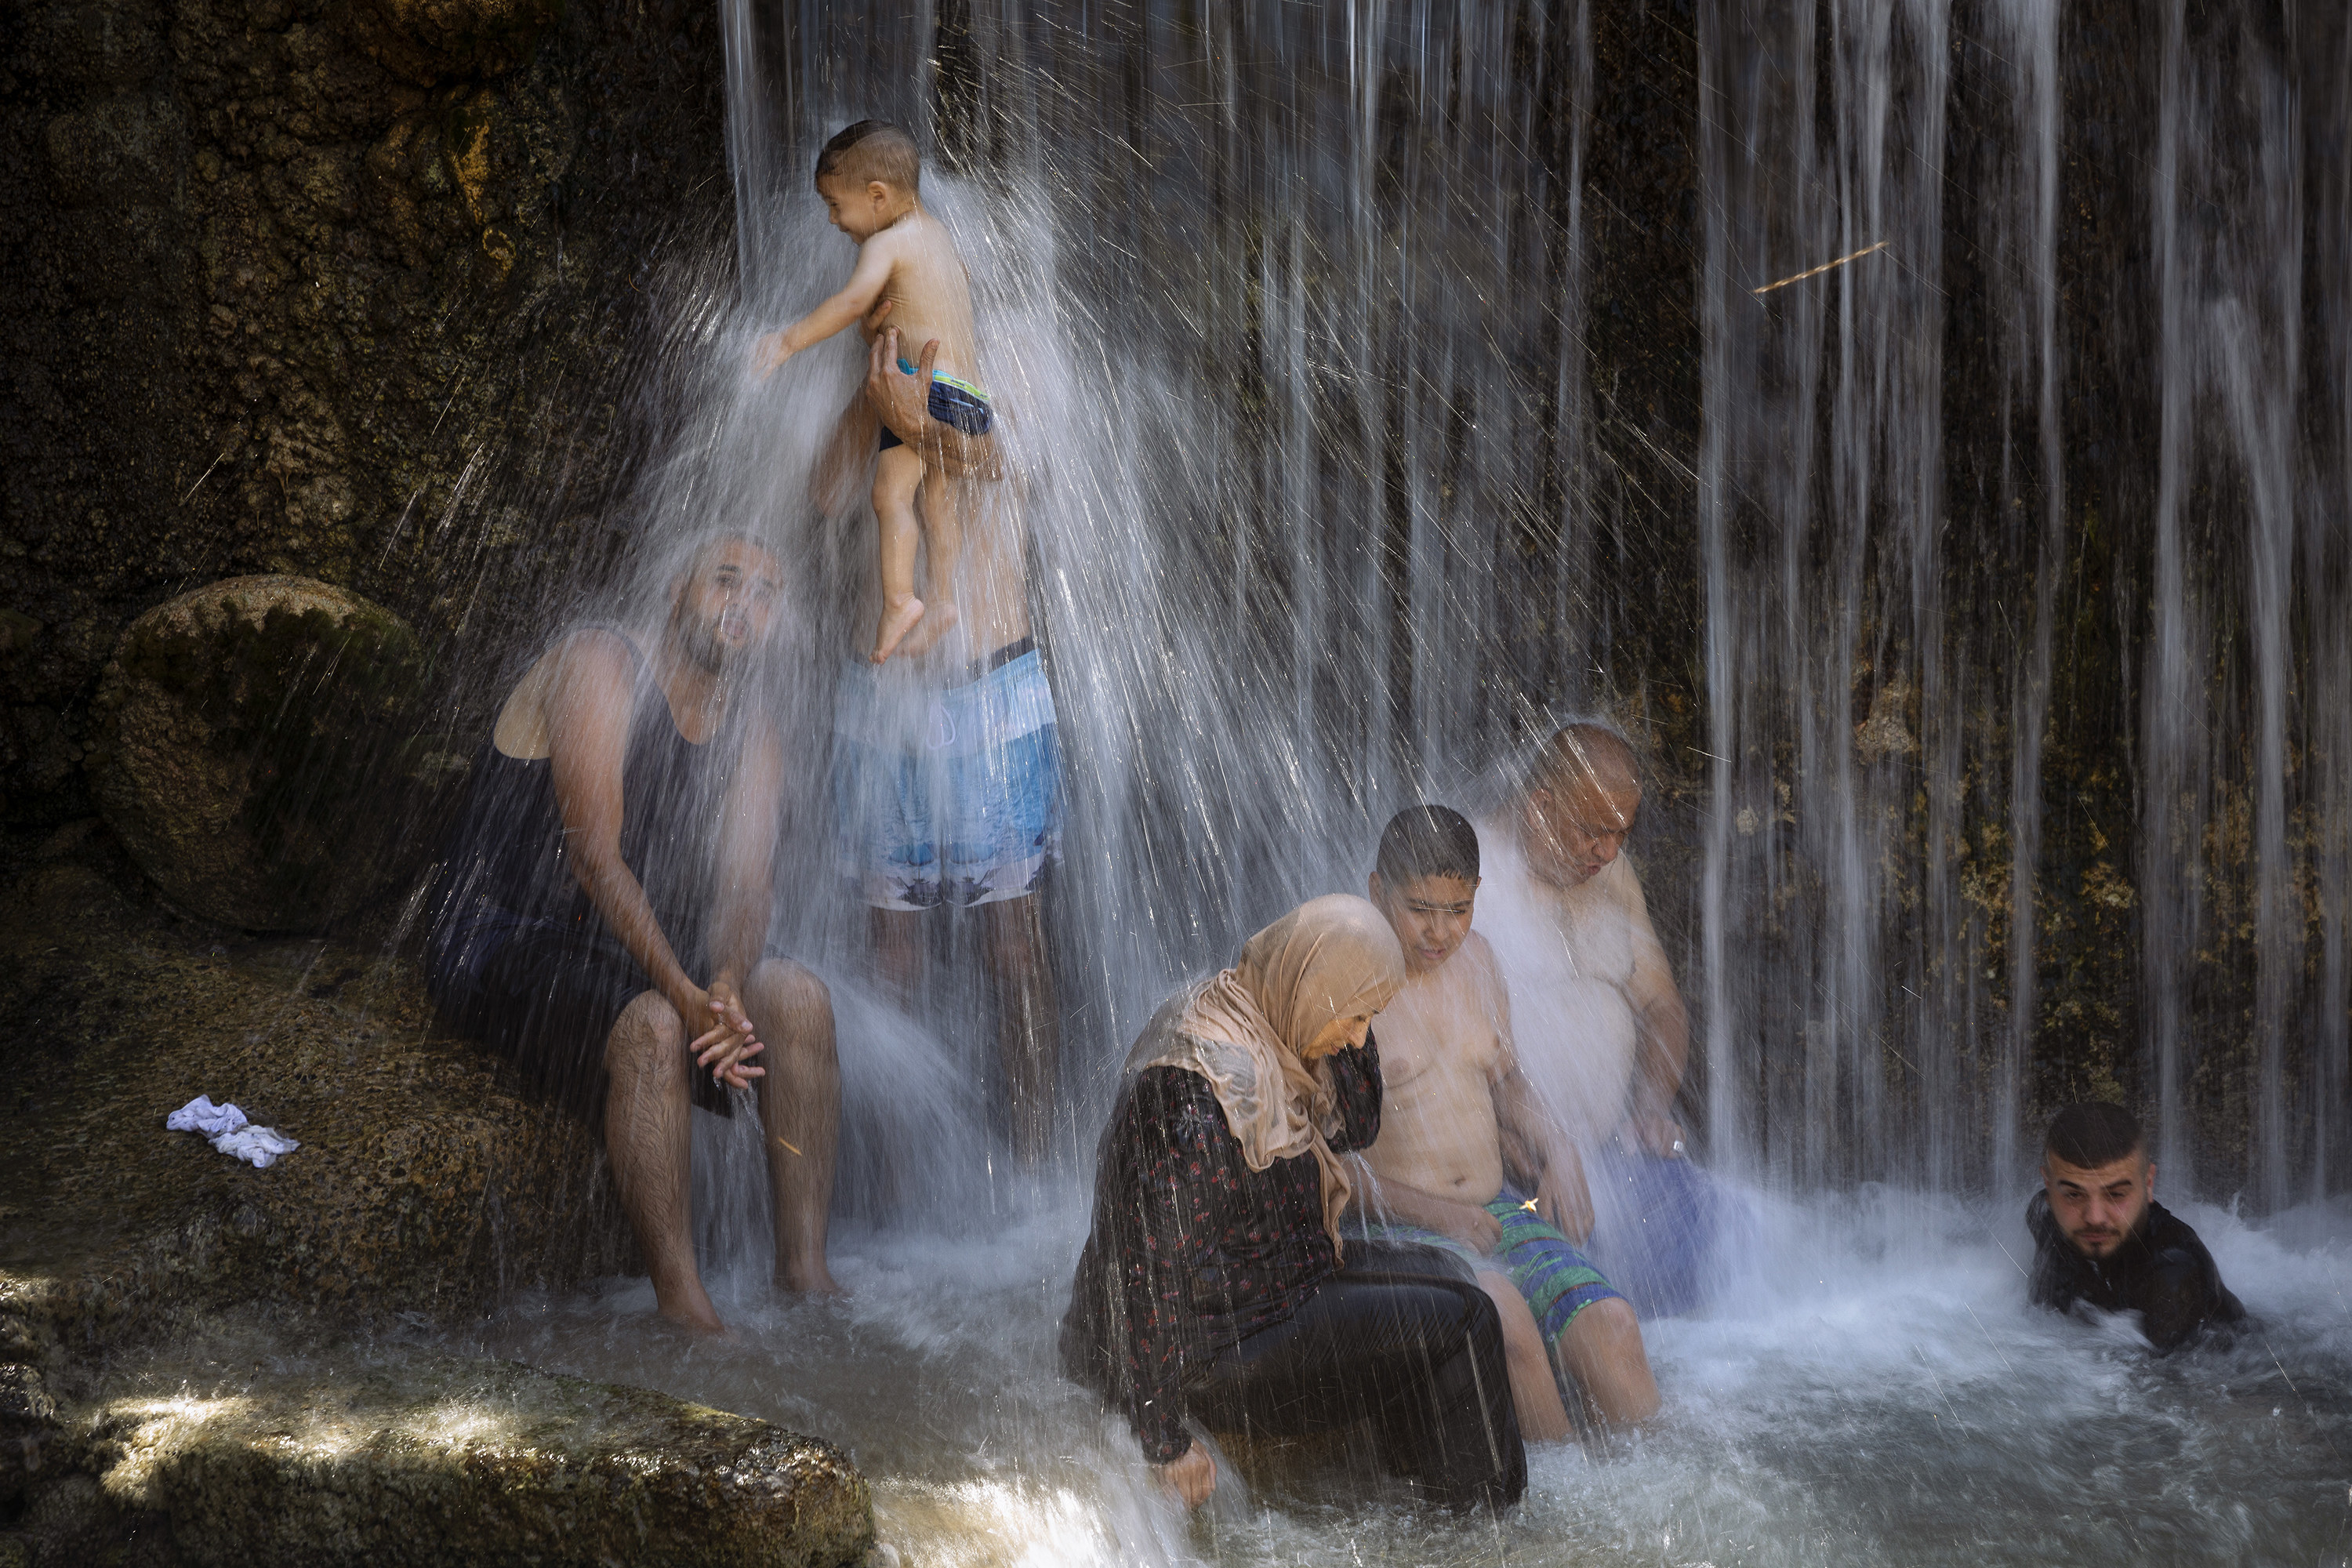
left=1126, top=895, right=1407, bottom=1261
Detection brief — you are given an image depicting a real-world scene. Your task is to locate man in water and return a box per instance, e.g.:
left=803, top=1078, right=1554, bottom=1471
left=2027, top=1102, right=2244, bottom=1352
left=426, top=533, right=842, bottom=1330
left=833, top=328, right=1061, bottom=1166
left=1352, top=805, right=1660, bottom=1436
left=1472, top=721, right=1719, bottom=1316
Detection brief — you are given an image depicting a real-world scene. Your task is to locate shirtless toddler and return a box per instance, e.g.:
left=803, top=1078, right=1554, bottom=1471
left=1352, top=805, right=1660, bottom=1436
left=754, top=120, right=987, bottom=663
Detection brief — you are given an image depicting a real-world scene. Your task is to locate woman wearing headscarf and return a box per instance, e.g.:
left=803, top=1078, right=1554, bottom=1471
left=1060, top=895, right=1527, bottom=1512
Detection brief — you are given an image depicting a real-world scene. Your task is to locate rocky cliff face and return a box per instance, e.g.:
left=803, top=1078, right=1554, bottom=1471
left=0, top=0, right=732, bottom=826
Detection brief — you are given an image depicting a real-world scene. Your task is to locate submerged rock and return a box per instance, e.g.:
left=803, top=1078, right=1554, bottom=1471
left=87, top=575, right=454, bottom=932
left=48, top=1348, right=873, bottom=1568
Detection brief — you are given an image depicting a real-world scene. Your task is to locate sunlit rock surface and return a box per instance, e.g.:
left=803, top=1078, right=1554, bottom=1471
left=49, top=1347, right=873, bottom=1567
left=88, top=575, right=448, bottom=932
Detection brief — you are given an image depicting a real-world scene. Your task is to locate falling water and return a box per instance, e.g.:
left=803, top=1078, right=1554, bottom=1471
left=437, top=1, right=2352, bottom=1559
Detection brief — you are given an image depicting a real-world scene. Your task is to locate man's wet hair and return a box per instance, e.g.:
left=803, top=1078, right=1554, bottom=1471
left=815, top=120, right=920, bottom=192
left=1376, top=805, right=1480, bottom=887
left=2044, top=1102, right=2145, bottom=1170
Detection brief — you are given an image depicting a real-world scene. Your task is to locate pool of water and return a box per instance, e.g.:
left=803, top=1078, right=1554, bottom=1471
left=448, top=1177, right=2352, bottom=1566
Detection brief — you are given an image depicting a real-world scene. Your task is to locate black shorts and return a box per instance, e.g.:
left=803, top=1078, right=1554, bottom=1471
left=427, top=906, right=734, bottom=1119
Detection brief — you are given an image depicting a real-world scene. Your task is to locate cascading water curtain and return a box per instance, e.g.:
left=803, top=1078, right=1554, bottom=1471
left=1697, top=0, right=1961, bottom=1192
left=2143, top=0, right=2350, bottom=1208
left=1699, top=0, right=2350, bottom=1205
left=721, top=0, right=1607, bottom=1091
left=717, top=0, right=2348, bottom=1202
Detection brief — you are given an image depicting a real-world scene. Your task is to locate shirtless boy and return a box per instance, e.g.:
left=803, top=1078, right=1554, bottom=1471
left=1352, top=805, right=1660, bottom=1436
left=754, top=120, right=986, bottom=663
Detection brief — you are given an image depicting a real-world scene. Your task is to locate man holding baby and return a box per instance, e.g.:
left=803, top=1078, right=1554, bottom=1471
left=842, top=325, right=1064, bottom=1168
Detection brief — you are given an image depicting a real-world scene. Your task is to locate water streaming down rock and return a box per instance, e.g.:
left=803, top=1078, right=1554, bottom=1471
left=683, top=0, right=2350, bottom=1210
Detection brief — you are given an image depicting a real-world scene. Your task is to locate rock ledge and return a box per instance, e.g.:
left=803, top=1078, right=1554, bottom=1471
left=47, top=1348, right=871, bottom=1567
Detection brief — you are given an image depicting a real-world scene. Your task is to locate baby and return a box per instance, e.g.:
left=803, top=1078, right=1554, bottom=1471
left=754, top=120, right=987, bottom=663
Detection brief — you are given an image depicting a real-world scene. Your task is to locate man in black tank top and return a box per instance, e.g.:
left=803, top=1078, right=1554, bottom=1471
left=427, top=535, right=843, bottom=1328
left=2026, top=1102, right=2245, bottom=1354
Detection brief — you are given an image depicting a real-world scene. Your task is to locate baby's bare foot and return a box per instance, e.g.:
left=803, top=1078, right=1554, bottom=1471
left=873, top=597, right=925, bottom=663
left=896, top=598, right=960, bottom=659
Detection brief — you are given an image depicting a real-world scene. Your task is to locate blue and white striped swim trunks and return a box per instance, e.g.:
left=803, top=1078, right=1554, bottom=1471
left=833, top=639, right=1062, bottom=911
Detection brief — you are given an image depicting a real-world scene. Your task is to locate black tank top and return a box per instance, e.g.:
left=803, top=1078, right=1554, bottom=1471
left=429, top=630, right=747, bottom=967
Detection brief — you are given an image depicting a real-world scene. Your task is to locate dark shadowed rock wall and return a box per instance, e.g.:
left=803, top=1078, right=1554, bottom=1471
left=1, top=0, right=733, bottom=826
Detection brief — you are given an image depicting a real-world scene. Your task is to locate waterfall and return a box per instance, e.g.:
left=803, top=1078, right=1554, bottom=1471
left=690, top=0, right=2350, bottom=1208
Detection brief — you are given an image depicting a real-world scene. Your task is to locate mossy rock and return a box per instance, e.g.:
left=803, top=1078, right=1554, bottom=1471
left=88, top=575, right=453, bottom=932
left=54, top=1346, right=872, bottom=1566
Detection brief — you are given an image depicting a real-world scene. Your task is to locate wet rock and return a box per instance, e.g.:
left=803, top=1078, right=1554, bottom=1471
left=2, top=0, right=728, bottom=829
left=1853, top=678, right=1918, bottom=765
left=0, top=1365, right=60, bottom=1514
left=0, top=831, right=626, bottom=1356
left=343, top=0, right=564, bottom=84
left=0, top=793, right=876, bottom=1567
left=66, top=1348, right=872, bottom=1568
left=86, top=575, right=450, bottom=932
left=0, top=1367, right=57, bottom=1429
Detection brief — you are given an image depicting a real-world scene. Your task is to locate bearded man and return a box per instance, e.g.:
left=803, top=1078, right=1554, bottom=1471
left=426, top=532, right=840, bottom=1331
left=2027, top=1102, right=2244, bottom=1352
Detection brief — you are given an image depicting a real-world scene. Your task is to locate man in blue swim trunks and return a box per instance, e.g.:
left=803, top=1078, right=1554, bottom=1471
left=1349, top=806, right=1660, bottom=1436
left=831, top=330, right=1062, bottom=1166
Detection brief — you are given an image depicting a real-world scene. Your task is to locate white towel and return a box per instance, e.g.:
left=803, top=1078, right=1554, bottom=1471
left=165, top=1094, right=300, bottom=1168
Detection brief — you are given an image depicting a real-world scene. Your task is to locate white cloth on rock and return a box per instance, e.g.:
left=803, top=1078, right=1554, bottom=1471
left=165, top=1094, right=299, bottom=1168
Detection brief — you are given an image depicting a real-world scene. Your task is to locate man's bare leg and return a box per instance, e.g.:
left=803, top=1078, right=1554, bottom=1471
left=1475, top=1269, right=1572, bottom=1442
left=982, top=895, right=1058, bottom=1167
left=869, top=906, right=924, bottom=1003
left=745, top=957, right=843, bottom=1295
left=872, top=446, right=931, bottom=662
left=604, top=989, right=722, bottom=1331
left=1555, top=1297, right=1661, bottom=1425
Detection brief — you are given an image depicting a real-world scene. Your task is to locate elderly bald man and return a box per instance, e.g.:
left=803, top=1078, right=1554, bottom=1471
left=1471, top=722, right=1730, bottom=1318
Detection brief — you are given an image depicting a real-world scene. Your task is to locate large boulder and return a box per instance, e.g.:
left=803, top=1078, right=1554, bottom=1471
left=86, top=575, right=456, bottom=933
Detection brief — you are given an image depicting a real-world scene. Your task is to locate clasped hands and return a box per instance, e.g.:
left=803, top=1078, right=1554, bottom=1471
left=683, top=975, right=764, bottom=1090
